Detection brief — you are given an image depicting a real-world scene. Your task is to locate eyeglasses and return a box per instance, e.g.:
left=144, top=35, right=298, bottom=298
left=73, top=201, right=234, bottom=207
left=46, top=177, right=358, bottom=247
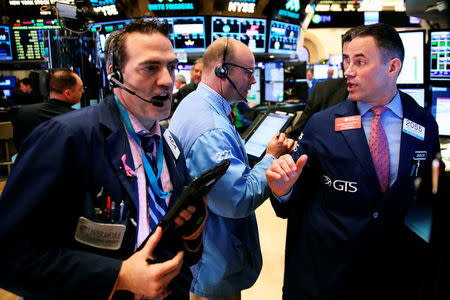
left=224, top=62, right=255, bottom=78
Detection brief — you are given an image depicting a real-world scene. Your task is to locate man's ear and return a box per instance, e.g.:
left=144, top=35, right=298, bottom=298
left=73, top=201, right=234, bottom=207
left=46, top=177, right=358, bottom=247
left=63, top=89, right=72, bottom=99
left=388, top=58, right=402, bottom=78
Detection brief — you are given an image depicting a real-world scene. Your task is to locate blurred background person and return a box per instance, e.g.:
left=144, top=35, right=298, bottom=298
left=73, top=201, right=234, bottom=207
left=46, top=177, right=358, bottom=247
left=12, top=69, right=84, bottom=149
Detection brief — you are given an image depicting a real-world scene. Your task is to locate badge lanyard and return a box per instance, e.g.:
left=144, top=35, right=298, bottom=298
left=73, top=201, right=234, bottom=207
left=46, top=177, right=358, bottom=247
left=115, top=96, right=169, bottom=199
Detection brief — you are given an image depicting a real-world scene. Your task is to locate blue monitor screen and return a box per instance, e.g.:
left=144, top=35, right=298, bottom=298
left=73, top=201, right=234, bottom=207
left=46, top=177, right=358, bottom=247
left=0, top=77, right=16, bottom=89
left=265, top=62, right=284, bottom=102
left=430, top=86, right=450, bottom=136
left=0, top=76, right=16, bottom=99
left=364, top=11, right=379, bottom=25
left=268, top=20, right=299, bottom=55
left=211, top=17, right=266, bottom=53
left=429, top=31, right=450, bottom=81
left=0, top=26, right=13, bottom=61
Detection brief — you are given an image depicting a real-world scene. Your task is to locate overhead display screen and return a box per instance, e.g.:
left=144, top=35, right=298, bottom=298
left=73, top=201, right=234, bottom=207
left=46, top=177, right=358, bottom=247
left=211, top=17, right=266, bottom=54
left=397, top=30, right=424, bottom=85
left=0, top=26, right=13, bottom=61
left=11, top=19, right=59, bottom=61
left=91, top=19, right=131, bottom=59
left=268, top=20, right=300, bottom=55
left=429, top=31, right=450, bottom=81
left=162, top=16, right=206, bottom=53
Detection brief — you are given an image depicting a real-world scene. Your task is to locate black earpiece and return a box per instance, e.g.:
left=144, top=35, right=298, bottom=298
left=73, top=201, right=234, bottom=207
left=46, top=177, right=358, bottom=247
left=215, top=38, right=229, bottom=79
left=107, top=43, right=123, bottom=87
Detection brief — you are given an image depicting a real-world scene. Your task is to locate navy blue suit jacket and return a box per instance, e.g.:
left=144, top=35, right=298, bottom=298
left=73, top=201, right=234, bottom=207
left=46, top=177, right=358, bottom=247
left=0, top=96, right=196, bottom=299
left=271, top=92, right=440, bottom=300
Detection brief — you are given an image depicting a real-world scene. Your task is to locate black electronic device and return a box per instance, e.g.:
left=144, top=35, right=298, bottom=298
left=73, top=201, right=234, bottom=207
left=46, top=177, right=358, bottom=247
left=211, top=16, right=266, bottom=53
left=244, top=111, right=294, bottom=161
left=136, top=159, right=231, bottom=255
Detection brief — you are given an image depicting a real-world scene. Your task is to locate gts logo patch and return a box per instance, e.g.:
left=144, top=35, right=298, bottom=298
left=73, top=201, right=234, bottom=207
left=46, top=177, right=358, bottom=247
left=323, top=175, right=358, bottom=193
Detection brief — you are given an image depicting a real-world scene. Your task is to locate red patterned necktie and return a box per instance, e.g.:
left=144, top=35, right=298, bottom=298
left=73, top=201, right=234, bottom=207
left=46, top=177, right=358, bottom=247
left=369, top=106, right=390, bottom=193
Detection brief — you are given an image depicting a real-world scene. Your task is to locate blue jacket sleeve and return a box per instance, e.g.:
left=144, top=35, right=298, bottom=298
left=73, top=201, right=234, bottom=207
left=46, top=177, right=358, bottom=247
left=185, top=128, right=274, bottom=219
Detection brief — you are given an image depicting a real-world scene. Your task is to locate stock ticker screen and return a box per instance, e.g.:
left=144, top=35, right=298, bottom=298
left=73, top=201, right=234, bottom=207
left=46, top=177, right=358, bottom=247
left=430, top=31, right=450, bottom=81
left=211, top=16, right=266, bottom=53
left=11, top=19, right=59, bottom=60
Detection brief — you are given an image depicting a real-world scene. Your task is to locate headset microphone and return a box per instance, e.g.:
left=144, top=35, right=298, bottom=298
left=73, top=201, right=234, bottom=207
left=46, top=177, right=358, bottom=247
left=215, top=37, right=248, bottom=103
left=108, top=75, right=164, bottom=108
left=225, top=74, right=247, bottom=102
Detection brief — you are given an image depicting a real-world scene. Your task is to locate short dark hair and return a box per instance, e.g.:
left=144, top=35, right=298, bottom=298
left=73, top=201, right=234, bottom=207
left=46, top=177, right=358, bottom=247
left=352, top=23, right=404, bottom=64
left=105, top=18, right=171, bottom=73
left=20, top=78, right=32, bottom=86
left=49, top=69, right=79, bottom=94
left=342, top=25, right=367, bottom=44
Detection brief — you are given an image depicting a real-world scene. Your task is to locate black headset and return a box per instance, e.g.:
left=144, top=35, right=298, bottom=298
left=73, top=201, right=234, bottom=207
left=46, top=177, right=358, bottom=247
left=215, top=37, right=229, bottom=79
left=107, top=41, right=123, bottom=87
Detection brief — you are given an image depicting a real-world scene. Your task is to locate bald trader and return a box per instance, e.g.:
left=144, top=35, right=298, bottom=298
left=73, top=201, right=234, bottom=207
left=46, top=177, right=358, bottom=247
left=170, top=37, right=295, bottom=299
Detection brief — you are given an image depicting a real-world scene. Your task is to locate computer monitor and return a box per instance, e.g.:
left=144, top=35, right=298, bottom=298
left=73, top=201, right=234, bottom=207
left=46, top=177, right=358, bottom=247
left=264, top=62, right=284, bottom=103
left=265, top=61, right=284, bottom=81
left=0, top=76, right=16, bottom=99
left=328, top=54, right=343, bottom=66
left=160, top=17, right=206, bottom=53
left=364, top=11, right=379, bottom=25
left=398, top=30, right=425, bottom=85
left=11, top=18, right=59, bottom=61
left=211, top=16, right=266, bottom=53
left=429, top=30, right=450, bottom=82
left=399, top=88, right=425, bottom=108
left=313, top=64, right=329, bottom=80
left=430, top=86, right=450, bottom=136
left=91, top=19, right=131, bottom=59
left=0, top=26, right=13, bottom=61
left=247, top=68, right=261, bottom=106
left=268, top=20, right=300, bottom=55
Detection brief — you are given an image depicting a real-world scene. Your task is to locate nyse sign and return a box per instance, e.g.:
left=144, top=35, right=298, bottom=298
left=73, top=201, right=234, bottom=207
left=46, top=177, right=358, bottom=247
left=228, top=1, right=255, bottom=13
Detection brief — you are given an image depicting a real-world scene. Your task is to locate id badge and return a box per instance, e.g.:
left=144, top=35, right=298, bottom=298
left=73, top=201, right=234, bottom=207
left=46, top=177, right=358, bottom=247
left=74, top=216, right=126, bottom=250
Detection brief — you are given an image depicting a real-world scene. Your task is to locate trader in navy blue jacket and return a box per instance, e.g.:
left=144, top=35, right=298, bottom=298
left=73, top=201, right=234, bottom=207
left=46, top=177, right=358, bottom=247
left=0, top=19, right=205, bottom=300
left=266, top=23, right=440, bottom=300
